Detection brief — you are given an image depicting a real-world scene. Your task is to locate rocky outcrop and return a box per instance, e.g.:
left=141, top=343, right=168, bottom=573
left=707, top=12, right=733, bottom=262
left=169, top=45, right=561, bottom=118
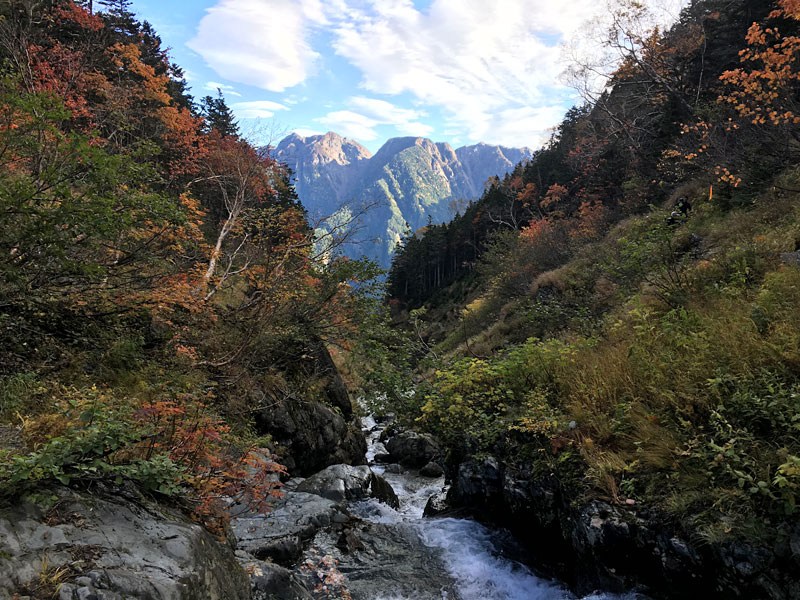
left=231, top=489, right=347, bottom=566
left=295, top=464, right=399, bottom=508
left=385, top=431, right=440, bottom=468
left=445, top=456, right=800, bottom=600
left=252, top=344, right=366, bottom=477
left=0, top=487, right=250, bottom=600
left=254, top=398, right=365, bottom=477
left=275, top=132, right=371, bottom=217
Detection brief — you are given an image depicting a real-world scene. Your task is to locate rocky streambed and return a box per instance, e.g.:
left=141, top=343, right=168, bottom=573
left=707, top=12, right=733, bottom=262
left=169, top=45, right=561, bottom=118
left=0, top=417, right=649, bottom=600
left=230, top=416, right=646, bottom=600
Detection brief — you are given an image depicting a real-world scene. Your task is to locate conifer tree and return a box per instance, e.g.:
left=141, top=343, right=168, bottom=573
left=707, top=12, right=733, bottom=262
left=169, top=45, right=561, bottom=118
left=200, top=90, right=240, bottom=138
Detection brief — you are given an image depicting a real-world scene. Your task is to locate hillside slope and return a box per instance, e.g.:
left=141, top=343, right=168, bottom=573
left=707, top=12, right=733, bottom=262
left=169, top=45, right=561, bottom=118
left=355, top=1, right=800, bottom=597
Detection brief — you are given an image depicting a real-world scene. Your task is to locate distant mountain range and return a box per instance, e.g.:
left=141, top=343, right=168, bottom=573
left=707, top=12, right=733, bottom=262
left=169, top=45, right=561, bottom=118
left=275, top=131, right=533, bottom=267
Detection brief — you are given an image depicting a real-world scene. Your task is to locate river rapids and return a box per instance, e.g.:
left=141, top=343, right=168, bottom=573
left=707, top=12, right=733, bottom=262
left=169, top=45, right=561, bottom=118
left=302, top=415, right=648, bottom=600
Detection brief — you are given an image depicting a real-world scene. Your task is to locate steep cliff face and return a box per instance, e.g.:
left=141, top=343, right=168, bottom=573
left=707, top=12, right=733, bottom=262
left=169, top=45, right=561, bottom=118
left=456, top=143, right=534, bottom=195
left=276, top=132, right=372, bottom=218
left=275, top=132, right=532, bottom=267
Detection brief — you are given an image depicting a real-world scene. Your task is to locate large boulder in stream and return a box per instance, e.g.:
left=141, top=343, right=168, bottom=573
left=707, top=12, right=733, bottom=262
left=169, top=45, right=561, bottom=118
left=231, top=465, right=398, bottom=567
left=296, top=464, right=399, bottom=508
left=231, top=490, right=347, bottom=565
left=297, top=521, right=461, bottom=600
left=0, top=486, right=250, bottom=600
left=385, top=431, right=440, bottom=468
left=254, top=395, right=366, bottom=477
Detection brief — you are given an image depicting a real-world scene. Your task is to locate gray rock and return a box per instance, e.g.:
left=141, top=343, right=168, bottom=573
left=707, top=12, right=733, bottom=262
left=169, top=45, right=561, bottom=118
left=447, top=457, right=503, bottom=509
left=251, top=344, right=366, bottom=477
left=231, top=490, right=343, bottom=565
left=295, top=464, right=399, bottom=508
left=572, top=501, right=632, bottom=553
left=238, top=556, right=313, bottom=600
left=0, top=488, right=249, bottom=600
left=780, top=250, right=800, bottom=267
left=419, top=461, right=444, bottom=478
left=296, top=521, right=461, bottom=600
left=254, top=395, right=366, bottom=476
left=423, top=491, right=450, bottom=517
left=385, top=431, right=440, bottom=468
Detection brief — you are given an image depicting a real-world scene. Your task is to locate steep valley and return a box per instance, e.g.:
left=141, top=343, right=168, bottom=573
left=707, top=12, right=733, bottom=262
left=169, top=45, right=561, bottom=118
left=276, top=132, right=532, bottom=267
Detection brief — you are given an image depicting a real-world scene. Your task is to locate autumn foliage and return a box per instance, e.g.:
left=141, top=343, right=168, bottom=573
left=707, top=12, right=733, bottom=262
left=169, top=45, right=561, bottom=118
left=0, top=0, right=371, bottom=531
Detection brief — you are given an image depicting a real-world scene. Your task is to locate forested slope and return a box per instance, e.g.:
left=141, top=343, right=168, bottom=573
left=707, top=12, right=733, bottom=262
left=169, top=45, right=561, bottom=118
left=0, top=0, right=378, bottom=535
left=370, top=2, right=800, bottom=594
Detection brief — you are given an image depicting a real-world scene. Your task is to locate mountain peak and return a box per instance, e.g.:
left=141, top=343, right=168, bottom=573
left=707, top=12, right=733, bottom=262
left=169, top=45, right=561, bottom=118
left=275, top=130, right=532, bottom=266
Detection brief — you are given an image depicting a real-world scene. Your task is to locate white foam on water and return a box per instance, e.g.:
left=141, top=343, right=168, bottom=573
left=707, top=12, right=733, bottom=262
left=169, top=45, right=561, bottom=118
left=416, top=517, right=571, bottom=600
left=358, top=417, right=645, bottom=600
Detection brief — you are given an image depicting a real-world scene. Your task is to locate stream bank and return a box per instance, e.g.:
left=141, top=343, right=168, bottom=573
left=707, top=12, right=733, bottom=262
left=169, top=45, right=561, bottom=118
left=443, top=454, right=800, bottom=600
left=234, top=416, right=647, bottom=600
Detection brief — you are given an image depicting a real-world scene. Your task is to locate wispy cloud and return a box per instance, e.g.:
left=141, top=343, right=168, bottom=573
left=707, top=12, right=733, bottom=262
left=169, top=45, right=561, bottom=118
left=315, top=97, right=434, bottom=141
left=203, top=81, right=241, bottom=97
left=187, top=0, right=320, bottom=92
left=231, top=100, right=289, bottom=119
left=188, top=0, right=686, bottom=147
left=327, top=0, right=595, bottom=147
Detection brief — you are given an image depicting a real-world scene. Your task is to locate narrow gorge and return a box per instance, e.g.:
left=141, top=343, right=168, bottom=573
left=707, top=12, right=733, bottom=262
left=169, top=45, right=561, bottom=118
left=2, top=0, right=800, bottom=599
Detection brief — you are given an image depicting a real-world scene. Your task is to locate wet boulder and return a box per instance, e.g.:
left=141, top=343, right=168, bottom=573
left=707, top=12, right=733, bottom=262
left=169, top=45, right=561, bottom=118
left=296, top=521, right=461, bottom=600
left=420, top=461, right=444, bottom=478
left=373, top=452, right=392, bottom=463
left=231, top=490, right=346, bottom=565
left=423, top=490, right=450, bottom=517
left=295, top=464, right=399, bottom=509
left=236, top=553, right=313, bottom=600
left=385, top=431, right=440, bottom=468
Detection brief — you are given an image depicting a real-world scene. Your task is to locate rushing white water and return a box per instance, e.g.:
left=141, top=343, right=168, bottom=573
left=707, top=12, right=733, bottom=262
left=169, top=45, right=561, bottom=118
left=354, top=416, right=645, bottom=600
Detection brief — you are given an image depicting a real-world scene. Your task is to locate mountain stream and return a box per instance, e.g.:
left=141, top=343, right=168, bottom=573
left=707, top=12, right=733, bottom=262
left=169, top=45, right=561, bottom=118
left=299, top=416, right=647, bottom=600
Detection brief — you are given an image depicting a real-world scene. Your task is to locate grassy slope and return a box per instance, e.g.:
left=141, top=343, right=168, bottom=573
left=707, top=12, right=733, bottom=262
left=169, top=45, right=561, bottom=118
left=406, top=169, right=800, bottom=542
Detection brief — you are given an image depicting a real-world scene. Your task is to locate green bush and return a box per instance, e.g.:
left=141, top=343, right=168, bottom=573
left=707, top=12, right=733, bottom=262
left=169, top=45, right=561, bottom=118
left=0, top=392, right=183, bottom=496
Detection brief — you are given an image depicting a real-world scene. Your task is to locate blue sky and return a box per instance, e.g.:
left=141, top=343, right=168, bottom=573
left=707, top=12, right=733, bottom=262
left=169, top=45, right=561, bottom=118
left=128, top=0, right=683, bottom=154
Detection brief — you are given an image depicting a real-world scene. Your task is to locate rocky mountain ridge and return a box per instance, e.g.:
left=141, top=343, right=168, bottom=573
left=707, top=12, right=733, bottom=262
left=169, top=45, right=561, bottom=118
left=275, top=132, right=532, bottom=267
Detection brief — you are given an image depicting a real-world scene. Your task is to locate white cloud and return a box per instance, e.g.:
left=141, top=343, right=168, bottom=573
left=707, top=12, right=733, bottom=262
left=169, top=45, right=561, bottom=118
left=464, top=105, right=567, bottom=149
left=203, top=81, right=241, bottom=97
left=187, top=0, right=320, bottom=92
left=190, top=0, right=687, bottom=147
left=231, top=100, right=289, bottom=119
left=348, top=97, right=425, bottom=124
left=395, top=121, right=435, bottom=137
left=315, top=97, right=435, bottom=141
left=324, top=0, right=592, bottom=147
